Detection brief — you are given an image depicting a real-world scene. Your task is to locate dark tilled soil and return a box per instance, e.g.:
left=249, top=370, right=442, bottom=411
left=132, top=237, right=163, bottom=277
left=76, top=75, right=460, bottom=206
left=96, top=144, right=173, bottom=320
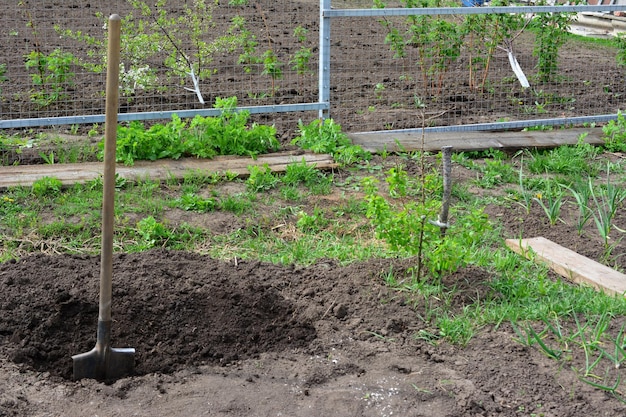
left=3, top=1, right=626, bottom=416
left=0, top=247, right=625, bottom=417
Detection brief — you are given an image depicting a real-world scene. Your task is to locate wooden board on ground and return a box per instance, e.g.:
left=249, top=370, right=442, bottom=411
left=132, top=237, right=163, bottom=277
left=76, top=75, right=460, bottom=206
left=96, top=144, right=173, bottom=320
left=348, top=127, right=604, bottom=153
left=505, top=236, right=626, bottom=297
left=0, top=151, right=336, bottom=189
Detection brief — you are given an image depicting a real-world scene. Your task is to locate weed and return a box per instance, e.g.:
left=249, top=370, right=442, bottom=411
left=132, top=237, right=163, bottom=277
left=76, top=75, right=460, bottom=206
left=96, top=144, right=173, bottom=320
left=32, top=177, right=63, bottom=197
left=527, top=135, right=599, bottom=176
left=135, top=216, right=171, bottom=249
left=246, top=164, right=279, bottom=192
left=374, top=83, right=385, bottom=100
left=220, top=193, right=253, bottom=215
left=602, top=111, right=626, bottom=153
left=473, top=159, right=517, bottom=189
left=280, top=185, right=305, bottom=202
left=87, top=124, right=101, bottom=138
left=296, top=208, right=329, bottom=232
left=282, top=159, right=326, bottom=188
left=175, top=193, right=217, bottom=212
left=39, top=151, right=55, bottom=165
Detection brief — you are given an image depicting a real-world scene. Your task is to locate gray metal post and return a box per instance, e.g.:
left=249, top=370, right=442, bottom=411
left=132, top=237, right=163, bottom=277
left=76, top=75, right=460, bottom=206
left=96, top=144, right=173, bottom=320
left=319, top=0, right=331, bottom=120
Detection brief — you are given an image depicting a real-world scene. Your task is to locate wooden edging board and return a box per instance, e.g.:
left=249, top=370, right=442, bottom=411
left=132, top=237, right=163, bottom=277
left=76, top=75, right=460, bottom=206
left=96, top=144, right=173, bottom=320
left=0, top=151, right=336, bottom=189
left=505, top=236, right=626, bottom=297
left=348, top=127, right=604, bottom=153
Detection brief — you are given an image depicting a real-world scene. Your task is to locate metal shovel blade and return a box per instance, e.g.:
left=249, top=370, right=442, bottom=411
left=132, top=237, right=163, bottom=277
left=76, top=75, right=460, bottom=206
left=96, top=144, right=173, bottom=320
left=72, top=346, right=135, bottom=381
left=72, top=320, right=135, bottom=381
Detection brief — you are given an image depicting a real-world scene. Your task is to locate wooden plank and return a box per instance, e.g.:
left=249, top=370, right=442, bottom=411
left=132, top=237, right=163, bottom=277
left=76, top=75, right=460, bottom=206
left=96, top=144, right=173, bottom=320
left=348, top=127, right=604, bottom=153
left=0, top=151, right=336, bottom=189
left=505, top=236, right=626, bottom=297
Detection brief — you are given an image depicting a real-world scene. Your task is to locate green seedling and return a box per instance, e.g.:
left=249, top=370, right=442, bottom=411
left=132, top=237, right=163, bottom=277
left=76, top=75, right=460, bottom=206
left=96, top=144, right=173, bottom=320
left=562, top=180, right=593, bottom=236
left=578, top=163, right=626, bottom=259
left=261, top=49, right=282, bottom=95
left=533, top=180, right=564, bottom=226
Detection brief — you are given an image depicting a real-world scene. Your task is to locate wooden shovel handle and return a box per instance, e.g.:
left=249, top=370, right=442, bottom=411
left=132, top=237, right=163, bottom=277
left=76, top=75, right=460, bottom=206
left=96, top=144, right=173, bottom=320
left=99, top=15, right=122, bottom=323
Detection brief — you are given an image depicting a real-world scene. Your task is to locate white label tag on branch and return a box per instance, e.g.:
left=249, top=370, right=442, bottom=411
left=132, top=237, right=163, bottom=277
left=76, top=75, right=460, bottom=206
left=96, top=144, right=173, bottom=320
left=507, top=50, right=530, bottom=89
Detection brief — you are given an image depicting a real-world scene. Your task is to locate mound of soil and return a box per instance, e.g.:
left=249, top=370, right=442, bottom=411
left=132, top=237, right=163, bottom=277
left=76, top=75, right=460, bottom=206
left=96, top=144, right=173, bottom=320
left=2, top=245, right=626, bottom=416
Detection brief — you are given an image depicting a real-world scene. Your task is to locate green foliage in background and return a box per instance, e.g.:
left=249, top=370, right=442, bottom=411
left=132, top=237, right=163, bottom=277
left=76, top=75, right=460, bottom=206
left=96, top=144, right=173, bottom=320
left=24, top=48, right=75, bottom=107
left=106, top=97, right=279, bottom=165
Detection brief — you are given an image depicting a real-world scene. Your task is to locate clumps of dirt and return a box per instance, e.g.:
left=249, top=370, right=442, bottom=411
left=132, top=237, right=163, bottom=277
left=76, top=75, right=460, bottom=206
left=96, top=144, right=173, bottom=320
left=0, top=251, right=318, bottom=379
left=2, top=250, right=626, bottom=416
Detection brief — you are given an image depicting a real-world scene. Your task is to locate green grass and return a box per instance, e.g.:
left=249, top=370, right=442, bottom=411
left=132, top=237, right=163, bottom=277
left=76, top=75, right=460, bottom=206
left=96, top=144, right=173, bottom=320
left=3, top=121, right=626, bottom=399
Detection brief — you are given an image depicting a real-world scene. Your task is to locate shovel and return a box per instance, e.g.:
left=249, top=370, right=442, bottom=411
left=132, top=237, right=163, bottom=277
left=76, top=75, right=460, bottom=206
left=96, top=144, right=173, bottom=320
left=72, top=14, right=135, bottom=381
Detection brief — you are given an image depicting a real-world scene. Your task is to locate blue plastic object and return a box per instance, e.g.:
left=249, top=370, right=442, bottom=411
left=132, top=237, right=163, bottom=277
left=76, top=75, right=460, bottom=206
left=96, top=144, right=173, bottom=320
left=462, top=0, right=484, bottom=6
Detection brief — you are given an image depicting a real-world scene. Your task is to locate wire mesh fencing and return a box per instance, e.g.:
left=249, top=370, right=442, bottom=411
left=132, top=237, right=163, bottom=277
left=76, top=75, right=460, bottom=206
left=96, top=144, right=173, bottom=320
left=327, top=2, right=626, bottom=133
left=1, top=0, right=322, bottom=137
left=1, top=1, right=626, bottom=137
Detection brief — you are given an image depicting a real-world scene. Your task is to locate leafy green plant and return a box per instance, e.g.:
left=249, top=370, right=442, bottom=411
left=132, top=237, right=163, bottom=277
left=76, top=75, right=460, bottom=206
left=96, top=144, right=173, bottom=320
left=527, top=135, right=599, bottom=176
left=473, top=159, right=517, bottom=189
left=246, top=164, right=279, bottom=192
left=32, top=176, right=63, bottom=197
left=261, top=49, right=282, bottom=95
left=602, top=111, right=626, bottom=153
left=297, top=207, right=329, bottom=232
left=108, top=97, right=279, bottom=165
left=219, top=193, right=253, bottom=215
left=135, top=216, right=171, bottom=249
left=39, top=151, right=55, bottom=165
left=189, top=96, right=279, bottom=157
left=24, top=48, right=75, bottom=107
left=292, top=119, right=370, bottom=166
left=175, top=193, right=217, bottom=212
left=282, top=159, right=328, bottom=188
left=374, top=83, right=385, bottom=100
left=531, top=2, right=578, bottom=82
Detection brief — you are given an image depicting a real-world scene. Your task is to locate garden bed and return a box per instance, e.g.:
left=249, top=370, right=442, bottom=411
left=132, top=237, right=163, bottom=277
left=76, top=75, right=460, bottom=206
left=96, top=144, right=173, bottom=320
left=2, top=2, right=626, bottom=416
